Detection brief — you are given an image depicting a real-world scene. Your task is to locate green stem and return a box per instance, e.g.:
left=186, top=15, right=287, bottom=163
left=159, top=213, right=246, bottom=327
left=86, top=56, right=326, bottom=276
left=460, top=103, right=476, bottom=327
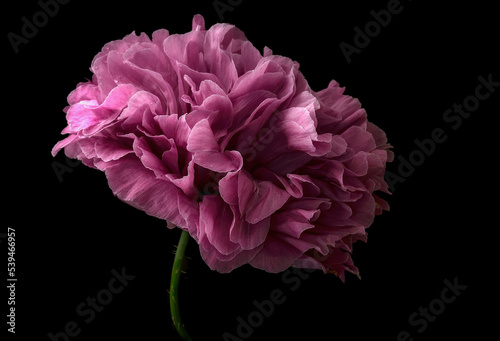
left=170, top=230, right=193, bottom=341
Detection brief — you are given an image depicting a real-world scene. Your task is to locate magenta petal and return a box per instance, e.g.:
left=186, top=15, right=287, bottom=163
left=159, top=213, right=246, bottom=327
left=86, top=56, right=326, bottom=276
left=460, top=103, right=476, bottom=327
left=187, top=119, right=243, bottom=172
left=95, top=139, right=133, bottom=162
left=342, top=126, right=377, bottom=152
left=165, top=159, right=196, bottom=199
left=200, top=195, right=238, bottom=255
left=218, top=171, right=238, bottom=206
left=229, top=216, right=270, bottom=250
left=234, top=170, right=290, bottom=223
left=230, top=59, right=287, bottom=99
left=65, top=84, right=137, bottom=136
left=51, top=134, right=78, bottom=157
left=266, top=152, right=313, bottom=176
left=192, top=150, right=242, bottom=173
left=191, top=79, right=226, bottom=104
left=233, top=40, right=262, bottom=75
left=199, top=244, right=263, bottom=273
left=67, top=81, right=100, bottom=105
left=151, top=28, right=170, bottom=45
left=249, top=234, right=308, bottom=272
left=237, top=170, right=256, bottom=217
left=133, top=136, right=170, bottom=177
left=203, top=23, right=241, bottom=92
left=275, top=120, right=316, bottom=153
left=271, top=209, right=317, bottom=238
left=316, top=80, right=361, bottom=118
left=186, top=119, right=219, bottom=151
left=344, top=152, right=369, bottom=177
left=275, top=173, right=320, bottom=198
left=64, top=99, right=100, bottom=132
left=244, top=180, right=290, bottom=224
left=163, top=25, right=205, bottom=69
left=107, top=51, right=178, bottom=115
left=155, top=114, right=192, bottom=151
left=104, top=156, right=198, bottom=230
left=118, top=91, right=162, bottom=131
left=326, top=135, right=348, bottom=157
left=200, top=95, right=234, bottom=139
left=348, top=192, right=376, bottom=227
left=192, top=14, right=205, bottom=30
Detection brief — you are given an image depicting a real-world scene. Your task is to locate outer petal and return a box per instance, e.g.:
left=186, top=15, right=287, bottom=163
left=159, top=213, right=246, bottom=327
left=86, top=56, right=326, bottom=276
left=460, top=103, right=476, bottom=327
left=199, top=195, right=238, bottom=255
left=249, top=233, right=316, bottom=273
left=235, top=171, right=290, bottom=224
left=104, top=155, right=199, bottom=232
left=64, top=84, right=136, bottom=135
left=229, top=215, right=271, bottom=250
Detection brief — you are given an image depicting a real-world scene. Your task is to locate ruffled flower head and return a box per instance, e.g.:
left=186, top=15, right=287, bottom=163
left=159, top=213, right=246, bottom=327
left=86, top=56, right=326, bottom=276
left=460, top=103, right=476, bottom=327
left=53, top=15, right=393, bottom=280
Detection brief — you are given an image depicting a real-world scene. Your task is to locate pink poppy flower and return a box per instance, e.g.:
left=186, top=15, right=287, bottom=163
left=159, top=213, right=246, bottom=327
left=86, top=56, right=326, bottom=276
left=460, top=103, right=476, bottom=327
left=53, top=14, right=393, bottom=280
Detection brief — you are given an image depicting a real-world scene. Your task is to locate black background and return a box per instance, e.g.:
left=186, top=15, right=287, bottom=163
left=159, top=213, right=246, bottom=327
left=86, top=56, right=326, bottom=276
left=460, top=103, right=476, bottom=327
left=4, top=0, right=498, bottom=340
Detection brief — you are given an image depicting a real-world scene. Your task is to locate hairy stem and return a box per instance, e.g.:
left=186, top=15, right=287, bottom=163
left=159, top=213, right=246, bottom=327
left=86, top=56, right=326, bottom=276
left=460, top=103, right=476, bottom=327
left=170, top=230, right=193, bottom=341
